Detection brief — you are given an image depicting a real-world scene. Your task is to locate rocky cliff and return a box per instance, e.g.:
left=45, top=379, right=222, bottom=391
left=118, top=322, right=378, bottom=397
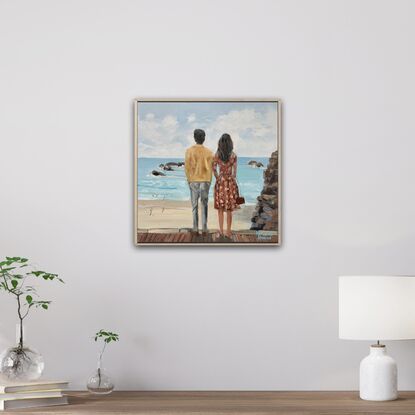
left=250, top=150, right=278, bottom=231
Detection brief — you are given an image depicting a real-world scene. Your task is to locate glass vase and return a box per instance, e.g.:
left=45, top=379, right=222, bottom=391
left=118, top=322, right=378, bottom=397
left=0, top=324, right=44, bottom=381
left=87, top=356, right=114, bottom=395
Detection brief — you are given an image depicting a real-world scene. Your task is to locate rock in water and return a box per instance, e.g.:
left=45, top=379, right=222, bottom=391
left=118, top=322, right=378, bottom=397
left=248, top=160, right=264, bottom=168
left=250, top=151, right=278, bottom=231
left=163, top=161, right=184, bottom=169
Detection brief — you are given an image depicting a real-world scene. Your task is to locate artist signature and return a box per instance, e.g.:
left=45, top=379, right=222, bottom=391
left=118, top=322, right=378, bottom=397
left=256, top=231, right=272, bottom=240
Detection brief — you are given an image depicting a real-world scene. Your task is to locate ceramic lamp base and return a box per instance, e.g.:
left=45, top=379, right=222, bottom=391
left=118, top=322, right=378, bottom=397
left=359, top=344, right=397, bottom=401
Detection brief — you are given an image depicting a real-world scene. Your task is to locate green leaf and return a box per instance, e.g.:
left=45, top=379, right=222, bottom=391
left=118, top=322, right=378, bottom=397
left=26, top=295, right=33, bottom=304
left=41, top=304, right=48, bottom=310
left=11, top=280, right=18, bottom=289
left=93, top=329, right=119, bottom=344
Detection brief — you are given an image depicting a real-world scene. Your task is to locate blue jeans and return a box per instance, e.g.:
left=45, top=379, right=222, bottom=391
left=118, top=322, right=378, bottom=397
left=189, top=182, right=210, bottom=232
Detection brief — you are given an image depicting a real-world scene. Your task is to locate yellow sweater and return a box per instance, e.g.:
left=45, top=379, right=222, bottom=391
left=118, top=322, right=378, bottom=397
left=185, top=144, right=214, bottom=182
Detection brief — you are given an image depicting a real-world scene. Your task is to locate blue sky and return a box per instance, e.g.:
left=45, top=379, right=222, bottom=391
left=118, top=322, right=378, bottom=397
left=137, top=101, right=278, bottom=158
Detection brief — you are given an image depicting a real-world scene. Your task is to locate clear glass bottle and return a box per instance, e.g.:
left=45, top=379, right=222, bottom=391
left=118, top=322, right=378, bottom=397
left=0, top=324, right=44, bottom=381
left=86, top=354, right=114, bottom=394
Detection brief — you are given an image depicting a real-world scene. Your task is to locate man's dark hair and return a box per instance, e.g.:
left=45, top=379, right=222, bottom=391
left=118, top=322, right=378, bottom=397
left=194, top=129, right=206, bottom=144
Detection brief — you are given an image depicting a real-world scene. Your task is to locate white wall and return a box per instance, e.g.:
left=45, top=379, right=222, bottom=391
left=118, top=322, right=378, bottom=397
left=1, top=0, right=415, bottom=390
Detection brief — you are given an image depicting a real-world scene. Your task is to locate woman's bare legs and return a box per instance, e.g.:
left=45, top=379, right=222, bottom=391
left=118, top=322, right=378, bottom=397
left=217, top=209, right=224, bottom=236
left=225, top=210, right=233, bottom=238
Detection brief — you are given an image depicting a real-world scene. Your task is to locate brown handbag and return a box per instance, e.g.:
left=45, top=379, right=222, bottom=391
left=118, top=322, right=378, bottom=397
left=235, top=177, right=245, bottom=205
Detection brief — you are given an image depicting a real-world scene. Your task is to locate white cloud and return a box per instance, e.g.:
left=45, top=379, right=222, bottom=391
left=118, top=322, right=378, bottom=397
left=187, top=114, right=196, bottom=123
left=139, top=114, right=189, bottom=158
left=162, top=115, right=178, bottom=130
left=206, top=109, right=277, bottom=157
left=138, top=107, right=277, bottom=158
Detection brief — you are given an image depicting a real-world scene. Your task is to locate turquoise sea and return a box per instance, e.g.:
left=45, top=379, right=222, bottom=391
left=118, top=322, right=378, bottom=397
left=137, top=157, right=268, bottom=204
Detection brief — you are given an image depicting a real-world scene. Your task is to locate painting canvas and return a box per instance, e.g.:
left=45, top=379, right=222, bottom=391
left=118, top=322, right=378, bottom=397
left=134, top=99, right=281, bottom=245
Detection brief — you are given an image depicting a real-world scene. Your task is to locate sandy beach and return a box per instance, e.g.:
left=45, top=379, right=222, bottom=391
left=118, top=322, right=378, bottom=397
left=137, top=200, right=255, bottom=231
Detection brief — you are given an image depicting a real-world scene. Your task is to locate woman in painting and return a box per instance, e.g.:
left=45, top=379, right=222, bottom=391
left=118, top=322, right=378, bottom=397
left=212, top=133, right=240, bottom=239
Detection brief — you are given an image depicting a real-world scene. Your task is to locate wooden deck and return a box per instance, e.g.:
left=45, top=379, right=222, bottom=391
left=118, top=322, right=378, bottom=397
left=137, top=229, right=278, bottom=245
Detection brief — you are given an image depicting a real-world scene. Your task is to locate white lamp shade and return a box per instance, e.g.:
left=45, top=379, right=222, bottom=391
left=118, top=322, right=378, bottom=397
left=339, top=276, right=415, bottom=341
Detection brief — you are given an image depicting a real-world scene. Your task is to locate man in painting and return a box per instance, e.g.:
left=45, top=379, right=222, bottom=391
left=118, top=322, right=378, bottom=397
left=185, top=129, right=214, bottom=236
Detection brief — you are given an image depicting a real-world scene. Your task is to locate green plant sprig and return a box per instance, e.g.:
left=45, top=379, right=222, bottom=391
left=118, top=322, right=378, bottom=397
left=93, top=329, right=119, bottom=387
left=94, top=330, right=119, bottom=344
left=0, top=256, right=64, bottom=349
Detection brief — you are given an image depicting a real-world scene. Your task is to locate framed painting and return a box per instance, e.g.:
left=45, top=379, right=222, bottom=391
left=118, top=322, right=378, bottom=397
left=134, top=99, right=281, bottom=246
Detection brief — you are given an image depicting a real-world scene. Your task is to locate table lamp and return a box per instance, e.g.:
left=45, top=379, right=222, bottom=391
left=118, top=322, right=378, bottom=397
left=339, top=275, right=415, bottom=401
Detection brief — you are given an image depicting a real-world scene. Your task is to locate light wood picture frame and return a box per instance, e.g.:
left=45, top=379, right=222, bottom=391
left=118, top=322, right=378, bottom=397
left=134, top=99, right=281, bottom=246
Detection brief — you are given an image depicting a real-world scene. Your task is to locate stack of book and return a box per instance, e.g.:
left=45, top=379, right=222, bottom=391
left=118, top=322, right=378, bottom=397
left=0, top=380, right=68, bottom=411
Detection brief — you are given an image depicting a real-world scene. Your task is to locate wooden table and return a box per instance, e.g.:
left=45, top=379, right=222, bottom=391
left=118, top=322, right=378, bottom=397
left=12, top=391, right=415, bottom=414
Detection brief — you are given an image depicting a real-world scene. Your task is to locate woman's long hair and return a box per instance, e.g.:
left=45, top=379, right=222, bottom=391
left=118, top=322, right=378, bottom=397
left=216, top=133, right=233, bottom=163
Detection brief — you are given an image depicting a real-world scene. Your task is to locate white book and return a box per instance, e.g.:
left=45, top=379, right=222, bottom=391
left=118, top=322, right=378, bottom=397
left=0, top=381, right=68, bottom=393
left=0, top=396, right=68, bottom=411
left=0, top=390, right=63, bottom=401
